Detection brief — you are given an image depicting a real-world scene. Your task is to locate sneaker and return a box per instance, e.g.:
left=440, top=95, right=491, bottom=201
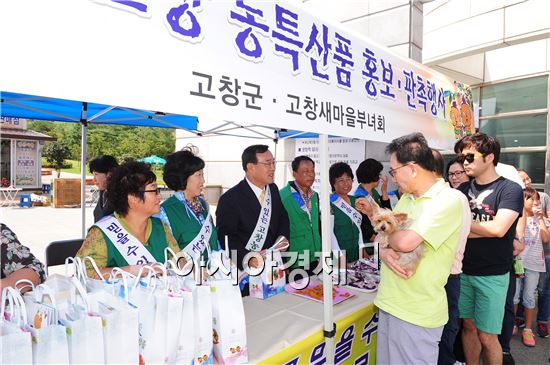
left=537, top=322, right=549, bottom=338
left=515, top=317, right=525, bottom=328
left=522, top=328, right=536, bottom=347
left=512, top=325, right=518, bottom=335
left=502, top=352, right=515, bottom=365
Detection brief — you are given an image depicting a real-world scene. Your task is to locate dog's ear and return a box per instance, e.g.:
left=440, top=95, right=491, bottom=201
left=393, top=212, right=409, bottom=224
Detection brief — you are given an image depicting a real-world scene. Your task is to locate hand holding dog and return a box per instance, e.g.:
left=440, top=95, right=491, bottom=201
left=379, top=247, right=411, bottom=279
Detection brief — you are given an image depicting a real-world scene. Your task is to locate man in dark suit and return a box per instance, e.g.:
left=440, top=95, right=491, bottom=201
left=216, top=144, right=290, bottom=280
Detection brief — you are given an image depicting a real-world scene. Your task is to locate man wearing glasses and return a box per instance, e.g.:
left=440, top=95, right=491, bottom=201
left=216, top=144, right=290, bottom=294
left=358, top=133, right=463, bottom=365
left=454, top=133, right=523, bottom=365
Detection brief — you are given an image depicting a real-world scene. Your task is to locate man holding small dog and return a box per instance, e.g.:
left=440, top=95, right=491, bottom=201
left=357, top=133, right=463, bottom=364
left=455, top=133, right=523, bottom=365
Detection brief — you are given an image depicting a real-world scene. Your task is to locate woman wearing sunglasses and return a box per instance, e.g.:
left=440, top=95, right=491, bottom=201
left=446, top=157, right=471, bottom=189
left=158, top=147, right=220, bottom=262
left=77, top=161, right=180, bottom=278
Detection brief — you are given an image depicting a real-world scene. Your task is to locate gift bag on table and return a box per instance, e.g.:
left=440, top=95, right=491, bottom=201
left=174, top=290, right=195, bottom=365
left=96, top=268, right=140, bottom=364
left=1, top=287, right=33, bottom=364
left=164, top=278, right=185, bottom=364
left=59, top=277, right=105, bottom=364
left=210, top=279, right=247, bottom=364
left=22, top=284, right=70, bottom=364
left=249, top=249, right=286, bottom=299
left=126, top=265, right=168, bottom=365
left=130, top=263, right=186, bottom=365
left=194, top=284, right=214, bottom=365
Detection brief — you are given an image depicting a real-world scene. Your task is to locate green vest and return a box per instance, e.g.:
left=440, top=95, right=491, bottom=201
left=280, top=182, right=321, bottom=267
left=161, top=196, right=219, bottom=260
left=98, top=216, right=170, bottom=267
left=332, top=195, right=360, bottom=263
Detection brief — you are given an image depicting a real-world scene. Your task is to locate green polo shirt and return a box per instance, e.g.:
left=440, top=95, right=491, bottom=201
left=374, top=179, right=462, bottom=328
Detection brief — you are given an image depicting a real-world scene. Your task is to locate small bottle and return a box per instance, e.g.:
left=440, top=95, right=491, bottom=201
left=513, top=257, right=524, bottom=277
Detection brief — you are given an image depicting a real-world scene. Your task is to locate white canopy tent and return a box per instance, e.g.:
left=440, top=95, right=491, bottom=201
left=0, top=0, right=470, bottom=362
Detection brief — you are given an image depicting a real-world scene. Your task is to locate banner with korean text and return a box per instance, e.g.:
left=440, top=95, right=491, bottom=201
left=260, top=304, right=378, bottom=365
left=0, top=1, right=472, bottom=148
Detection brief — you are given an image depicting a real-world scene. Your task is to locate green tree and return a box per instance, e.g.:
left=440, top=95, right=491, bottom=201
left=43, top=141, right=71, bottom=177
left=29, top=120, right=177, bottom=164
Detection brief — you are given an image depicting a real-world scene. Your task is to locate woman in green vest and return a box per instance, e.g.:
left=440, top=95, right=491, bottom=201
left=77, top=161, right=180, bottom=278
left=354, top=158, right=392, bottom=243
left=329, top=162, right=365, bottom=263
left=158, top=147, right=219, bottom=261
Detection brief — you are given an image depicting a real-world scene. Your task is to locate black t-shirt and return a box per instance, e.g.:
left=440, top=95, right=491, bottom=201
left=458, top=176, right=524, bottom=276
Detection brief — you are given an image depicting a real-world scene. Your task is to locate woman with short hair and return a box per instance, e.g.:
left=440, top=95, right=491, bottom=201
left=158, top=147, right=219, bottom=261
left=330, top=162, right=364, bottom=263
left=446, top=157, right=470, bottom=189
left=77, top=161, right=180, bottom=277
left=89, top=155, right=119, bottom=222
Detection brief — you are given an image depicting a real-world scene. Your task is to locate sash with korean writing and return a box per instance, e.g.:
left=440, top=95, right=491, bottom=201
left=245, top=187, right=272, bottom=251
left=95, top=215, right=155, bottom=265
left=330, top=194, right=364, bottom=246
left=182, top=210, right=214, bottom=261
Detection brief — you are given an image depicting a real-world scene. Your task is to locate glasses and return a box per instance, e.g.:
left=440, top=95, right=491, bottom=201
left=256, top=160, right=276, bottom=167
left=448, top=170, right=466, bottom=178
left=388, top=162, right=413, bottom=177
left=141, top=187, right=161, bottom=195
left=457, top=151, right=484, bottom=164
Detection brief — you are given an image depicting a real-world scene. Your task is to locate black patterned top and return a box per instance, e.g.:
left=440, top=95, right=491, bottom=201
left=1, top=223, right=46, bottom=283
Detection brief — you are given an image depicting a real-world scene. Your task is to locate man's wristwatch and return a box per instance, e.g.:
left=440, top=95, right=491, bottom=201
left=514, top=236, right=525, bottom=244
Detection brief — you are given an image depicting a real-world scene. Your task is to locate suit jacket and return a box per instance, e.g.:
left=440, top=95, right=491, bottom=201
left=216, top=179, right=290, bottom=269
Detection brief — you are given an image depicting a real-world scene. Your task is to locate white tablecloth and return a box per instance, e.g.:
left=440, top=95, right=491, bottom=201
left=244, top=287, right=377, bottom=363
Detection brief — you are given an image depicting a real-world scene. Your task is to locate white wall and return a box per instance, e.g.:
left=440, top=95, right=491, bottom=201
left=176, top=129, right=291, bottom=192
left=423, top=0, right=550, bottom=87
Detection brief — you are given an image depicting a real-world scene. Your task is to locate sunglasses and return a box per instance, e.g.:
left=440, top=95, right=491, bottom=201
left=457, top=151, right=484, bottom=164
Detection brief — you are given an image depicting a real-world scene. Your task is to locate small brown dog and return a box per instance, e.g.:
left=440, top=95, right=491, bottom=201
left=372, top=208, right=424, bottom=275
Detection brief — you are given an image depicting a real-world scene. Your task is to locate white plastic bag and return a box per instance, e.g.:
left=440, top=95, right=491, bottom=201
left=211, top=279, right=248, bottom=364
left=24, top=284, right=70, bottom=364
left=60, top=277, right=105, bottom=364
left=1, top=287, right=33, bottom=364
left=97, top=268, right=140, bottom=364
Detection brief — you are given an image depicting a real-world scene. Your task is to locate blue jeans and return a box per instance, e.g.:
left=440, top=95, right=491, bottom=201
left=537, top=255, right=550, bottom=322
left=438, top=275, right=460, bottom=365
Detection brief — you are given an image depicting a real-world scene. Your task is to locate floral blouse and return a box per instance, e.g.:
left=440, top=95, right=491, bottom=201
left=1, top=223, right=46, bottom=283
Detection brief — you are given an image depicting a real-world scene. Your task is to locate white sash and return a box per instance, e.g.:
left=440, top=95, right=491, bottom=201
left=332, top=195, right=365, bottom=247
left=245, top=187, right=272, bottom=251
left=182, top=210, right=214, bottom=260
left=95, top=215, right=156, bottom=266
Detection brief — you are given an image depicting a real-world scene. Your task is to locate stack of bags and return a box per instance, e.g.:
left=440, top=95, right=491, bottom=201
left=0, top=251, right=248, bottom=364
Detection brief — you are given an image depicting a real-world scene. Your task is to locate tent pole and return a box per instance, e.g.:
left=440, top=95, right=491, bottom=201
left=319, top=134, right=335, bottom=363
left=80, top=103, right=88, bottom=239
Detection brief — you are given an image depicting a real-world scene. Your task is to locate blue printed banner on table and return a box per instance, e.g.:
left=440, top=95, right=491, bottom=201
left=0, top=1, right=472, bottom=149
